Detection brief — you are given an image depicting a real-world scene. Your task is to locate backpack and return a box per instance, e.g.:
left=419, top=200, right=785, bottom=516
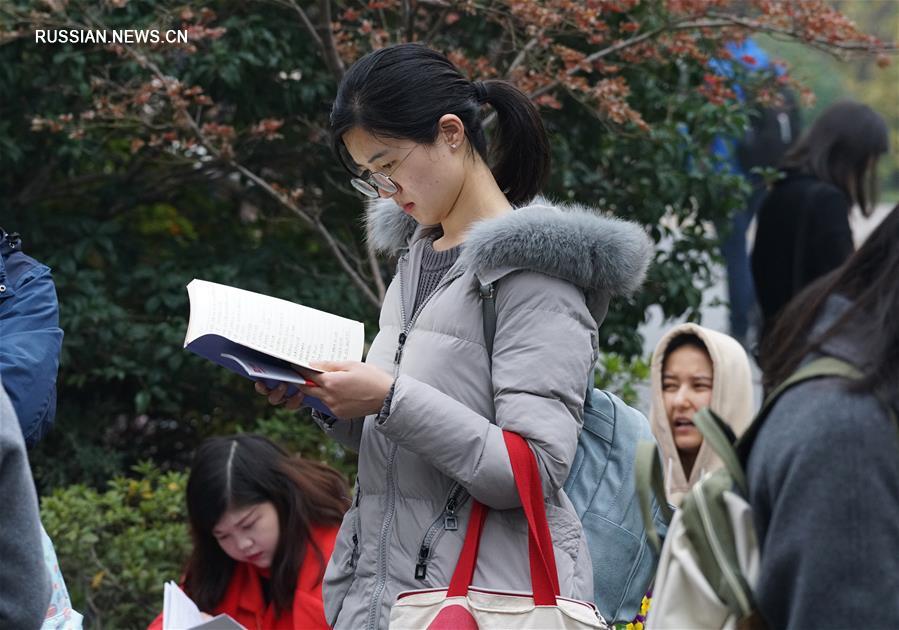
left=479, top=282, right=669, bottom=624
left=637, top=356, right=897, bottom=629
left=735, top=85, right=800, bottom=175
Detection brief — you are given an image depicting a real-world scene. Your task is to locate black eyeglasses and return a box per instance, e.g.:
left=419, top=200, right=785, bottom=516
left=349, top=145, right=417, bottom=199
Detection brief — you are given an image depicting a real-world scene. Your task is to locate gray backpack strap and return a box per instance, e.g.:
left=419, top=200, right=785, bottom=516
left=479, top=281, right=497, bottom=360
left=737, top=356, right=864, bottom=462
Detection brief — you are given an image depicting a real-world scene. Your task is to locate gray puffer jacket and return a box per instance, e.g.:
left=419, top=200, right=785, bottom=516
left=317, top=197, right=653, bottom=630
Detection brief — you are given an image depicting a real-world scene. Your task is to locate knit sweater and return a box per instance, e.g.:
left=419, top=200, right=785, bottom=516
left=411, top=236, right=461, bottom=315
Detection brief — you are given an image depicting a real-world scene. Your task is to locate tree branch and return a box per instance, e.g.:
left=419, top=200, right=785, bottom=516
left=317, top=0, right=345, bottom=80
left=422, top=5, right=452, bottom=45
left=85, top=23, right=378, bottom=307
left=367, top=241, right=387, bottom=302
left=704, top=13, right=898, bottom=55
left=228, top=160, right=380, bottom=306
left=261, top=0, right=345, bottom=79
left=402, top=0, right=414, bottom=43
left=505, top=34, right=540, bottom=80
left=281, top=0, right=326, bottom=53
left=519, top=14, right=896, bottom=107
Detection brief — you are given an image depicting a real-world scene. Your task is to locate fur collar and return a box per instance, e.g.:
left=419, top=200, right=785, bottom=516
left=365, top=197, right=652, bottom=297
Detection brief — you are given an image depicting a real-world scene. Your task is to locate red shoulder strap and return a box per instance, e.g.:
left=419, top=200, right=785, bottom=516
left=446, top=431, right=559, bottom=606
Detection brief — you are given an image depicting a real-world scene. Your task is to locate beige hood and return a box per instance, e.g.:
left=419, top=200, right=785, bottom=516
left=649, top=323, right=755, bottom=507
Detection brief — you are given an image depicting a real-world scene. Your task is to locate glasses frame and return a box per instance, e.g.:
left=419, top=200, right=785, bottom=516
left=349, top=145, right=417, bottom=199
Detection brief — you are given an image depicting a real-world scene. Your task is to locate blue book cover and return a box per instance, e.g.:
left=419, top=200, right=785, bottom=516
left=183, top=279, right=365, bottom=418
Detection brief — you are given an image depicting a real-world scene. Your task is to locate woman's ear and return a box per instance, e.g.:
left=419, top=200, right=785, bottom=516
left=437, top=114, right=465, bottom=149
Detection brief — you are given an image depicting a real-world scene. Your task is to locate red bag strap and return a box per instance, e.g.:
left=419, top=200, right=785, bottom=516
left=505, top=431, right=560, bottom=603
left=446, top=500, right=488, bottom=597
left=445, top=432, right=560, bottom=606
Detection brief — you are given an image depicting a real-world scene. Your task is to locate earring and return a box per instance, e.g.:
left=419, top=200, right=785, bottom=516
left=450, top=144, right=457, bottom=149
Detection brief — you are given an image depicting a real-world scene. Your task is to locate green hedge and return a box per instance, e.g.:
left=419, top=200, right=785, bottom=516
left=40, top=462, right=190, bottom=630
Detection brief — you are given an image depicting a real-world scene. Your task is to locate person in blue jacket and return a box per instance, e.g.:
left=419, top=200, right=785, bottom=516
left=0, top=228, right=64, bottom=447
left=709, top=39, right=800, bottom=349
left=1, top=228, right=82, bottom=628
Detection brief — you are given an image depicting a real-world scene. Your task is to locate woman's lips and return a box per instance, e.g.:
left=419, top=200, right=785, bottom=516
left=246, top=552, right=264, bottom=563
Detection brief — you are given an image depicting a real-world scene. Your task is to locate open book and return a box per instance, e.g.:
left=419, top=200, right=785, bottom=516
left=163, top=581, right=246, bottom=629
left=183, top=279, right=365, bottom=415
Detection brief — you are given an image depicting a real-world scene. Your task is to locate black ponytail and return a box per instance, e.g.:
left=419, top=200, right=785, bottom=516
left=330, top=43, right=550, bottom=205
left=473, top=79, right=550, bottom=204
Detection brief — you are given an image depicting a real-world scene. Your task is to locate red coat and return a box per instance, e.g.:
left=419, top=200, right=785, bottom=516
left=148, top=524, right=338, bottom=630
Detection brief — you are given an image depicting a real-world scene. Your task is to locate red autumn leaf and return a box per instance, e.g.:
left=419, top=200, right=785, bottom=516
left=535, top=93, right=563, bottom=109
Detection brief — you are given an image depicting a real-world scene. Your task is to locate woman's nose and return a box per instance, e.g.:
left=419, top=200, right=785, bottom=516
left=673, top=386, right=691, bottom=408
left=237, top=535, right=253, bottom=551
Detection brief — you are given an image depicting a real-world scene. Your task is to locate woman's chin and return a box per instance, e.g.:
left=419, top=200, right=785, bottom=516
left=674, top=437, right=702, bottom=457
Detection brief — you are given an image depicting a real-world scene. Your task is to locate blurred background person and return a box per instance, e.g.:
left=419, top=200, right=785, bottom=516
left=750, top=203, right=899, bottom=628
left=710, top=38, right=801, bottom=349
left=751, top=100, right=888, bottom=345
left=0, top=228, right=63, bottom=447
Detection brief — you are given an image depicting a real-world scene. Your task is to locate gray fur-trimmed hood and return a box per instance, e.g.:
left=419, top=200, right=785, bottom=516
left=365, top=197, right=653, bottom=297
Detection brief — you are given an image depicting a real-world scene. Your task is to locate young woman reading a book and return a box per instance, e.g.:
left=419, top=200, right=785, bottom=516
left=147, top=434, right=349, bottom=630
left=256, top=43, right=653, bottom=629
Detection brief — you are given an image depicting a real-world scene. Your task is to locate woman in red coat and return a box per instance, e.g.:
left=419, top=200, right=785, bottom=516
left=148, top=434, right=349, bottom=630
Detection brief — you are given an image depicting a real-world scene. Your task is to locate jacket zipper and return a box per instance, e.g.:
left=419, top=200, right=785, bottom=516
left=393, top=265, right=464, bottom=366
left=349, top=483, right=362, bottom=569
left=365, top=255, right=465, bottom=629
left=415, top=483, right=470, bottom=580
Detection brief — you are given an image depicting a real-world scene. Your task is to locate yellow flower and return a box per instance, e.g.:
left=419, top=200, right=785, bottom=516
left=640, top=595, right=651, bottom=616
left=91, top=570, right=106, bottom=589
left=625, top=624, right=634, bottom=630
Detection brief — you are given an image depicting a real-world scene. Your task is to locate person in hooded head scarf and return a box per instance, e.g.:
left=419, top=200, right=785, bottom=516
left=649, top=323, right=755, bottom=507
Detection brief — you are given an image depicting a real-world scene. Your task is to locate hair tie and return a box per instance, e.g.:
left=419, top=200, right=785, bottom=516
left=473, top=81, right=488, bottom=103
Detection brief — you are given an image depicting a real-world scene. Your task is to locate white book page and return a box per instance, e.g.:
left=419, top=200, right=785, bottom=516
left=184, top=279, right=364, bottom=368
left=163, top=581, right=204, bottom=630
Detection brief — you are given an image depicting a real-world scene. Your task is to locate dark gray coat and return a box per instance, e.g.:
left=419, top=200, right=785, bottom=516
left=748, top=294, right=899, bottom=629
left=318, top=198, right=652, bottom=630
left=0, top=383, right=51, bottom=629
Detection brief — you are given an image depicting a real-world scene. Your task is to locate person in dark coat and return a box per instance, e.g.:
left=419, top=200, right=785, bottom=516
left=749, top=203, right=899, bottom=629
left=750, top=100, right=888, bottom=343
left=0, top=385, right=51, bottom=630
